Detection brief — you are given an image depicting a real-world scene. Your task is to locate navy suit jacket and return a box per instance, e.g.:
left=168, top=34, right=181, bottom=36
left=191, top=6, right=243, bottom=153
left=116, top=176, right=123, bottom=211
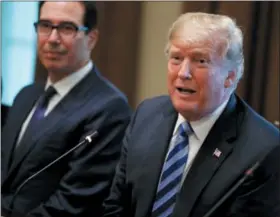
left=1, top=66, right=132, bottom=217
left=103, top=94, right=280, bottom=217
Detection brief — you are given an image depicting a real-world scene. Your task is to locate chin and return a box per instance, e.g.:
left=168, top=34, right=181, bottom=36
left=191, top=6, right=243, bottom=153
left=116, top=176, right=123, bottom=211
left=172, top=97, right=198, bottom=115
left=43, top=61, right=65, bottom=71
left=44, top=64, right=61, bottom=72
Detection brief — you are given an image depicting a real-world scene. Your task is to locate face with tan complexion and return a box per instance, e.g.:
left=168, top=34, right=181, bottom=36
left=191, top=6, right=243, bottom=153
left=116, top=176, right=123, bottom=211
left=37, top=2, right=98, bottom=83
left=167, top=28, right=236, bottom=121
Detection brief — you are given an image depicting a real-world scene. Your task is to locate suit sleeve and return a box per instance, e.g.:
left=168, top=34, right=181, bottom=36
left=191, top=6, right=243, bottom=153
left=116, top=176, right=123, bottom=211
left=102, top=101, right=142, bottom=217
left=26, top=99, right=131, bottom=217
left=226, top=145, right=280, bottom=217
left=101, top=126, right=130, bottom=217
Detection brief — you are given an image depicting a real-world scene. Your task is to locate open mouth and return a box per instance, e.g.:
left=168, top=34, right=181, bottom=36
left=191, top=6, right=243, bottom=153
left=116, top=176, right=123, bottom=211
left=176, top=87, right=196, bottom=94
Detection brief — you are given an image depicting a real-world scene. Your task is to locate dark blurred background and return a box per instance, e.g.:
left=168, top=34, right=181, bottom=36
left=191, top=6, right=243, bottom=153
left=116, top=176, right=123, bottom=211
left=1, top=1, right=279, bottom=128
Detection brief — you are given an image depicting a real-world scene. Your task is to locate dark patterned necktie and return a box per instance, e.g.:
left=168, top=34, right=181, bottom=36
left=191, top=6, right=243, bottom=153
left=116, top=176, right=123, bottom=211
left=14, top=86, right=56, bottom=152
left=23, top=85, right=56, bottom=134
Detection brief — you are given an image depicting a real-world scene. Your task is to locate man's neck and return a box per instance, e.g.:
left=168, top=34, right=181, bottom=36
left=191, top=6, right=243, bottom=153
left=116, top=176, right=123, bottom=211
left=48, top=60, right=90, bottom=83
left=48, top=71, right=72, bottom=84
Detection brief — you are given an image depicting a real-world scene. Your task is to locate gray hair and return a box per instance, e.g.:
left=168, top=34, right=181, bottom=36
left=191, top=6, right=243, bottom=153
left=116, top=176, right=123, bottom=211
left=165, top=12, right=244, bottom=88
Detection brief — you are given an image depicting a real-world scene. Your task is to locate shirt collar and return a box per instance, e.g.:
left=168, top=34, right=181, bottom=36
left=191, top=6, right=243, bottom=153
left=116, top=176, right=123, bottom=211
left=174, top=97, right=230, bottom=142
left=45, top=61, right=93, bottom=97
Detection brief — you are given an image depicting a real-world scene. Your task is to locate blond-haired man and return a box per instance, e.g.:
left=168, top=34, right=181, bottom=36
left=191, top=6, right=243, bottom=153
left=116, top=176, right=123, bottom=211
left=102, top=12, right=279, bottom=217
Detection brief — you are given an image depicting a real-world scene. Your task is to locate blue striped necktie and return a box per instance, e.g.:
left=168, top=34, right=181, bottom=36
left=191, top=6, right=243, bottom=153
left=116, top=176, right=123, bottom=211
left=151, top=122, right=190, bottom=217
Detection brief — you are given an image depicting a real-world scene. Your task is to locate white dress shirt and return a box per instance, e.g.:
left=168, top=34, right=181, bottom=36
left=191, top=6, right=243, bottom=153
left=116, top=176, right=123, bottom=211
left=16, top=61, right=93, bottom=146
left=165, top=98, right=230, bottom=186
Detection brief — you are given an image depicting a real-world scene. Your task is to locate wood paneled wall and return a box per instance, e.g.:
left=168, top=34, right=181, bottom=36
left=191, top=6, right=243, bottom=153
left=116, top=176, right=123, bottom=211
left=92, top=2, right=142, bottom=106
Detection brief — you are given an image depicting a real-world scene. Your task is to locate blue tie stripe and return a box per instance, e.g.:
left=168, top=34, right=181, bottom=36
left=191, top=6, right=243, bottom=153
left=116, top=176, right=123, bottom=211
left=151, top=122, right=190, bottom=217
left=154, top=175, right=182, bottom=201
left=152, top=194, right=177, bottom=217
left=166, top=136, right=186, bottom=161
left=161, top=154, right=188, bottom=181
left=162, top=143, right=188, bottom=172
left=152, top=183, right=180, bottom=211
left=157, top=204, right=175, bottom=217
left=158, top=163, right=185, bottom=192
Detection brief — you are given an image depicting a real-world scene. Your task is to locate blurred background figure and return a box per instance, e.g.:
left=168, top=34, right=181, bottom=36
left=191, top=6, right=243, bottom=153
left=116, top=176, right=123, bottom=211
left=1, top=1, right=131, bottom=217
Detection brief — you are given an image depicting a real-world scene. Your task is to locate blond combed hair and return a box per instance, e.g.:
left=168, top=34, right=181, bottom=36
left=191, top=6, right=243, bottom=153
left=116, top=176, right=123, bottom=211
left=165, top=12, right=244, bottom=88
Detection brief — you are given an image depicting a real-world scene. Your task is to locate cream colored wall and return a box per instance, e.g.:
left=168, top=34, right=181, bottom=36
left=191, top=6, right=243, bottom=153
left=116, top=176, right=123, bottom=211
left=135, top=2, right=183, bottom=106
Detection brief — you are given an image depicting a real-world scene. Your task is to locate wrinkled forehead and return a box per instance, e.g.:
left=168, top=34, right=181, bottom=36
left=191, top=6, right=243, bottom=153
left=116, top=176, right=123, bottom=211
left=169, top=22, right=228, bottom=57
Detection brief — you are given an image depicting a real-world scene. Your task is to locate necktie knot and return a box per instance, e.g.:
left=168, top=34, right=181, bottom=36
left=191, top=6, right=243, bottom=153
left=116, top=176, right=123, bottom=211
left=32, top=85, right=56, bottom=121
left=39, top=86, right=57, bottom=106
left=178, top=122, right=192, bottom=138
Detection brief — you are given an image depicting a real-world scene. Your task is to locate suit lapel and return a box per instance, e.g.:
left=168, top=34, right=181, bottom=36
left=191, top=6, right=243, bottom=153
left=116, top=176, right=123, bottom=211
left=137, top=99, right=178, bottom=217
left=3, top=86, right=43, bottom=175
left=7, top=69, right=100, bottom=177
left=174, top=95, right=239, bottom=217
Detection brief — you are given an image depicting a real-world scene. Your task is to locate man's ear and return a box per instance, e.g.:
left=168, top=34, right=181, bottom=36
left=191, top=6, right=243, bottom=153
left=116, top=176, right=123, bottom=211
left=224, top=70, right=236, bottom=88
left=87, top=29, right=99, bottom=51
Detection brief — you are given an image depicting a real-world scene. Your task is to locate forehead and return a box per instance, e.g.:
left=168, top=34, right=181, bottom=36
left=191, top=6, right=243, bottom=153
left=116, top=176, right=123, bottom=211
left=169, top=38, right=218, bottom=60
left=169, top=30, right=226, bottom=58
left=40, top=2, right=84, bottom=24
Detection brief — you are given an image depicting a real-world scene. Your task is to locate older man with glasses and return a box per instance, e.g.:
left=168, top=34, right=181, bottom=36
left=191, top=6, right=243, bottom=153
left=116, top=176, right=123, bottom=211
left=1, top=2, right=131, bottom=217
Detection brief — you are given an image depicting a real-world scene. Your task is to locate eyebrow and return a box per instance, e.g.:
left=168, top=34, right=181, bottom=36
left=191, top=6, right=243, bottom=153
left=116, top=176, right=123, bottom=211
left=38, top=19, right=78, bottom=26
left=169, top=49, right=211, bottom=59
left=38, top=19, right=52, bottom=23
left=188, top=49, right=211, bottom=56
left=169, top=51, right=181, bottom=56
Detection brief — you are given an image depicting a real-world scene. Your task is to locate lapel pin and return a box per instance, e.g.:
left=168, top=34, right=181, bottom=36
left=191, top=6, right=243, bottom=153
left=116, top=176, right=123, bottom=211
left=213, top=148, right=222, bottom=158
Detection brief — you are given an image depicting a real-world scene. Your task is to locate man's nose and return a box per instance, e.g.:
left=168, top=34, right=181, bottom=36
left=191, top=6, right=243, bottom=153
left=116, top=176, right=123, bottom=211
left=48, top=29, right=61, bottom=43
left=178, top=59, right=192, bottom=79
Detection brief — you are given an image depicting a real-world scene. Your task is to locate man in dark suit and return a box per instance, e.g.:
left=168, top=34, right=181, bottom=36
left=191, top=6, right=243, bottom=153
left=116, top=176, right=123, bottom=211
left=1, top=79, right=10, bottom=128
left=102, top=12, right=280, bottom=217
left=1, top=104, right=9, bottom=128
left=1, top=2, right=131, bottom=217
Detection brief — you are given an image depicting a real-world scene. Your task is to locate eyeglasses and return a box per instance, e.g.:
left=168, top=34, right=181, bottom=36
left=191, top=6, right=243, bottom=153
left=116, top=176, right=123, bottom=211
left=34, top=20, right=88, bottom=38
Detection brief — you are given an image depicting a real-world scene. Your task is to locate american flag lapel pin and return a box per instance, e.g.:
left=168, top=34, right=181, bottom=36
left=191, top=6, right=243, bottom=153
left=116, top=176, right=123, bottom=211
left=213, top=148, right=222, bottom=158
